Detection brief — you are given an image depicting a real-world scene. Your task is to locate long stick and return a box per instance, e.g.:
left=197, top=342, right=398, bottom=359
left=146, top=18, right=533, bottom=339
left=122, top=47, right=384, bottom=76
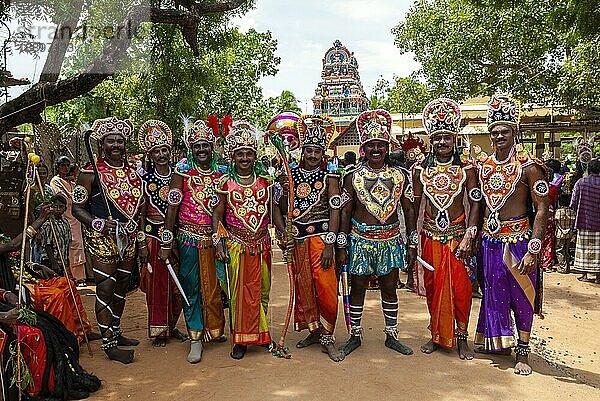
left=16, top=182, right=31, bottom=401
left=35, top=171, right=93, bottom=356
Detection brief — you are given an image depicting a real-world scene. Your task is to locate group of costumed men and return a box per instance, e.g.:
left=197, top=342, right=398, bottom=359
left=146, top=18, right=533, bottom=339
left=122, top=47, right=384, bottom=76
left=71, top=94, right=548, bottom=376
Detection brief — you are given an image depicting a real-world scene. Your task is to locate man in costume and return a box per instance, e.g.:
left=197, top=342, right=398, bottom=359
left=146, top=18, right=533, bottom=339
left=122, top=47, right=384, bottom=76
left=50, top=156, right=87, bottom=286
left=73, top=117, right=143, bottom=364
left=412, top=98, right=480, bottom=360
left=337, top=109, right=416, bottom=357
left=213, top=121, right=273, bottom=360
left=137, top=120, right=186, bottom=349
left=160, top=119, right=225, bottom=363
left=272, top=115, right=344, bottom=362
left=475, top=95, right=549, bottom=375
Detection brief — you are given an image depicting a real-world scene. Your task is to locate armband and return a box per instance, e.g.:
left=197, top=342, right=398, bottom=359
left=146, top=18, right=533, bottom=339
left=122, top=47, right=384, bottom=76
left=212, top=233, right=219, bottom=247
left=136, top=231, right=146, bottom=243
left=72, top=185, right=89, bottom=205
left=323, top=232, right=336, bottom=245
left=527, top=238, right=542, bottom=255
left=532, top=180, right=549, bottom=197
left=468, top=187, right=482, bottom=202
left=168, top=188, right=183, bottom=205
left=91, top=218, right=106, bottom=233
left=336, top=232, right=348, bottom=248
left=329, top=195, right=342, bottom=209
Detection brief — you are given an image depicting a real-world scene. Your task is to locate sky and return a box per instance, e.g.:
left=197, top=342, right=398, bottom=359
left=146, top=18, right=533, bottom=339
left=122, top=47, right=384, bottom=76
left=234, top=0, right=419, bottom=113
left=4, top=0, right=419, bottom=113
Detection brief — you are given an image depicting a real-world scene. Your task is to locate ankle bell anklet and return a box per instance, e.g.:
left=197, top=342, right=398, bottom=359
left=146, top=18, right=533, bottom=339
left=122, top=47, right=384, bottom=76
left=320, top=334, right=336, bottom=346
left=455, top=331, right=469, bottom=341
left=100, top=338, right=118, bottom=350
left=350, top=326, right=363, bottom=338
left=514, top=344, right=531, bottom=356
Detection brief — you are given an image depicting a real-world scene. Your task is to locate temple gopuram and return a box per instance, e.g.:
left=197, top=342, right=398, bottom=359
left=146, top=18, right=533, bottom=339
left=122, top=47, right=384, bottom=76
left=312, top=40, right=368, bottom=133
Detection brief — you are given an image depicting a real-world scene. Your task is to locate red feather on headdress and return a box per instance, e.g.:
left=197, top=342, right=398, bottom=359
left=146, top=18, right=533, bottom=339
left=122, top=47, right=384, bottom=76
left=221, top=115, right=233, bottom=137
left=207, top=114, right=220, bottom=138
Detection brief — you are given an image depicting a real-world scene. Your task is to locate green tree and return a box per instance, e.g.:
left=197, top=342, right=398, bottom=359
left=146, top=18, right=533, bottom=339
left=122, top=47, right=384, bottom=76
left=47, top=26, right=280, bottom=141
left=0, top=0, right=256, bottom=132
left=368, top=74, right=431, bottom=113
left=393, top=0, right=600, bottom=115
left=392, top=0, right=562, bottom=102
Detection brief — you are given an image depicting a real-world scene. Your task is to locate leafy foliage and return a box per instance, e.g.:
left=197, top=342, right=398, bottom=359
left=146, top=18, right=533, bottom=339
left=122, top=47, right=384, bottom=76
left=393, top=0, right=563, bottom=103
left=46, top=25, right=280, bottom=144
left=369, top=74, right=430, bottom=114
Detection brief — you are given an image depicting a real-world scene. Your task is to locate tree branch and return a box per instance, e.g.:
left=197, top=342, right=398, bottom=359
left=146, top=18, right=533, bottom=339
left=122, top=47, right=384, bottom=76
left=0, top=0, right=250, bottom=132
left=39, top=1, right=84, bottom=83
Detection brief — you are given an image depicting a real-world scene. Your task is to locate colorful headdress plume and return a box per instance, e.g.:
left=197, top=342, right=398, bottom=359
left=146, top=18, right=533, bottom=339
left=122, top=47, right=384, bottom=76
left=182, top=117, right=215, bottom=148
left=224, top=120, right=259, bottom=159
left=137, top=119, right=172, bottom=152
left=422, top=98, right=461, bottom=138
left=487, top=94, right=521, bottom=129
left=356, top=109, right=392, bottom=146
left=297, top=114, right=336, bottom=150
left=91, top=116, right=134, bottom=142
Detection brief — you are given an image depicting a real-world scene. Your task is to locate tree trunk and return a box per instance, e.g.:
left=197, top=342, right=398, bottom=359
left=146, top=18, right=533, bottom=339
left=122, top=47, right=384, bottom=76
left=0, top=0, right=249, bottom=133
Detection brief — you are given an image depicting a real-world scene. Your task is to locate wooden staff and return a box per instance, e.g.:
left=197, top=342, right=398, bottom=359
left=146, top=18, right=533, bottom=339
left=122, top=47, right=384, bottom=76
left=16, top=177, right=32, bottom=401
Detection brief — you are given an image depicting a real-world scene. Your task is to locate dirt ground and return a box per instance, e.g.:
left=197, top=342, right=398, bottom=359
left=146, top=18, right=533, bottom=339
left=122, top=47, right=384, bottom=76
left=76, top=250, right=600, bottom=401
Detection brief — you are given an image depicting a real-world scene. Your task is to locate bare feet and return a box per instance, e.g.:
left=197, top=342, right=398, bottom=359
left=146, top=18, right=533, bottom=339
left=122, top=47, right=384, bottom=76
left=339, top=335, right=361, bottom=356
left=457, top=339, right=474, bottom=360
left=420, top=339, right=438, bottom=354
left=321, top=344, right=345, bottom=362
left=117, top=334, right=140, bottom=347
left=577, top=274, right=595, bottom=283
left=152, top=338, right=167, bottom=347
left=296, top=331, right=320, bottom=348
left=514, top=354, right=532, bottom=375
left=385, top=334, right=413, bottom=355
left=105, top=347, right=134, bottom=364
left=474, top=346, right=512, bottom=355
left=230, top=344, right=247, bottom=360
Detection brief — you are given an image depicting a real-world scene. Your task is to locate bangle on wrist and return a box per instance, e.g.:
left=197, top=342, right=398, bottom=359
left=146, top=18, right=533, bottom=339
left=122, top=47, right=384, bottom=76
left=160, top=228, right=174, bottom=245
left=212, top=233, right=220, bottom=247
left=25, top=226, right=37, bottom=238
left=323, top=231, right=336, bottom=245
left=527, top=238, right=542, bottom=255
left=91, top=218, right=106, bottom=233
left=466, top=226, right=478, bottom=239
left=335, top=232, right=348, bottom=248
left=408, top=230, right=419, bottom=246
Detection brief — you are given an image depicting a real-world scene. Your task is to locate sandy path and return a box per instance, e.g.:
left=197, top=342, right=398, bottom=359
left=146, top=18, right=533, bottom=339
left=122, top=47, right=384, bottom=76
left=76, top=252, right=599, bottom=401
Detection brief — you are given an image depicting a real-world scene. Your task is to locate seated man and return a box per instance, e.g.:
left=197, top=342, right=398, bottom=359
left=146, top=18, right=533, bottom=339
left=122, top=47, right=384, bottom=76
left=1, top=204, right=94, bottom=344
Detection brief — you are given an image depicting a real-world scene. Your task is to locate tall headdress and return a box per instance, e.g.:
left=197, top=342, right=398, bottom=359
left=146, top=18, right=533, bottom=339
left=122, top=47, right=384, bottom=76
left=297, top=114, right=336, bottom=150
left=356, top=109, right=392, bottom=146
left=182, top=118, right=215, bottom=148
left=91, top=116, right=134, bottom=142
left=137, top=119, right=172, bottom=153
left=487, top=94, right=521, bottom=129
left=422, top=98, right=461, bottom=138
left=267, top=112, right=300, bottom=150
left=224, top=120, right=259, bottom=159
